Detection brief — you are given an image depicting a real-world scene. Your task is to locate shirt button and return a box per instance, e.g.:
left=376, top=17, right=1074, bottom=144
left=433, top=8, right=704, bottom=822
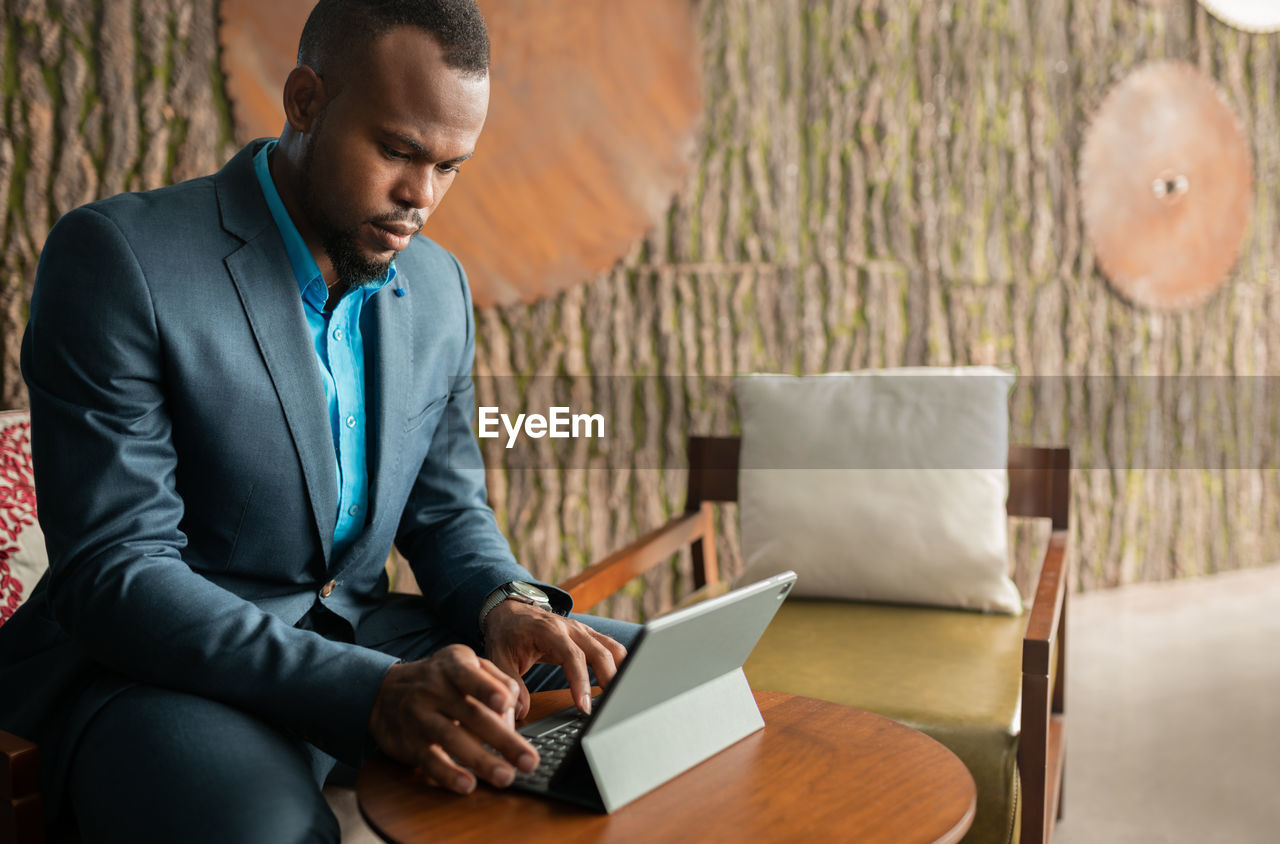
left=345, top=415, right=357, bottom=428
left=320, top=580, right=336, bottom=599
left=333, top=328, right=344, bottom=341
left=348, top=504, right=360, bottom=516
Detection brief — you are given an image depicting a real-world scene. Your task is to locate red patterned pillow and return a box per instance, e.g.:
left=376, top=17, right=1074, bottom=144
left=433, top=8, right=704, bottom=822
left=0, top=410, right=44, bottom=626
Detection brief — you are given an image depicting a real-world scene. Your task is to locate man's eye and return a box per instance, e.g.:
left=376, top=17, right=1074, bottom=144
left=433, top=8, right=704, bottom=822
left=382, top=145, right=410, bottom=160
left=438, top=163, right=460, bottom=174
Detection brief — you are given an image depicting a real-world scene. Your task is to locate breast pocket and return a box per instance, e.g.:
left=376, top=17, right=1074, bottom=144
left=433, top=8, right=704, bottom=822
left=405, top=392, right=449, bottom=432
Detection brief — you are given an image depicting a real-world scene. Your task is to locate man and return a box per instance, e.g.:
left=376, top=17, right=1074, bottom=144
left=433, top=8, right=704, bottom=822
left=0, top=1, right=637, bottom=840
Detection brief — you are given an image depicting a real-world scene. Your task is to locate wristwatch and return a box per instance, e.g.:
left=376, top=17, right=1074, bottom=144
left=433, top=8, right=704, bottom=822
left=478, top=580, right=553, bottom=632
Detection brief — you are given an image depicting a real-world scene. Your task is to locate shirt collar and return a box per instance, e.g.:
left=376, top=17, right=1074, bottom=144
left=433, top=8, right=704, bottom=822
left=252, top=140, right=397, bottom=310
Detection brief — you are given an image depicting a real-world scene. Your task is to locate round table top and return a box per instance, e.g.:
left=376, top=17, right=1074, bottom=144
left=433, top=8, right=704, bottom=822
left=358, top=688, right=976, bottom=844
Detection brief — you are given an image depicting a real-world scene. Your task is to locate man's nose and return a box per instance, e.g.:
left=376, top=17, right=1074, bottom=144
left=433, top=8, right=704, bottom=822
left=395, top=166, right=435, bottom=213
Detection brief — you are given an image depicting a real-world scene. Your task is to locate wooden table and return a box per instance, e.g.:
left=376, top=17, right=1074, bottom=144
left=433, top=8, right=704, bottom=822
left=358, top=689, right=976, bottom=843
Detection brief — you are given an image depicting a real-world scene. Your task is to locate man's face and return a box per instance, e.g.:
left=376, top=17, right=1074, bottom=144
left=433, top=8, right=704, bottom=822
left=296, top=27, right=489, bottom=287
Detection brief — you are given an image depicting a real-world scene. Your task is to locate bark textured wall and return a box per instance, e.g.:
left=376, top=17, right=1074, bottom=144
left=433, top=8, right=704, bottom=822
left=1, top=0, right=235, bottom=406
left=474, top=0, right=1280, bottom=621
left=3, top=0, right=1278, bottom=622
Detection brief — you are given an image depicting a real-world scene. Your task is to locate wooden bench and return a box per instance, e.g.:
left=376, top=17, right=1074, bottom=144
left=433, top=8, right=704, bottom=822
left=560, top=436, right=1070, bottom=844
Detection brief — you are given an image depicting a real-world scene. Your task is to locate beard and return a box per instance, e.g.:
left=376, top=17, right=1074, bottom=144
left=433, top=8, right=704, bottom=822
left=319, top=227, right=391, bottom=290
left=297, top=122, right=415, bottom=290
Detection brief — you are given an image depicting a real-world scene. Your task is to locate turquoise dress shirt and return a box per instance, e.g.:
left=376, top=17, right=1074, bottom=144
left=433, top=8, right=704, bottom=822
left=252, top=141, right=395, bottom=557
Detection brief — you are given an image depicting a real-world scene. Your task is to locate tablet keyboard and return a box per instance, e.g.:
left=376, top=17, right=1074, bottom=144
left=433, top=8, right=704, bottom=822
left=512, top=711, right=590, bottom=790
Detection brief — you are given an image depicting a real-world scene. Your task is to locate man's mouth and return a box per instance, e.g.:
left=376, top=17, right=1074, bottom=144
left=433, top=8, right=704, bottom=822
left=368, top=221, right=419, bottom=252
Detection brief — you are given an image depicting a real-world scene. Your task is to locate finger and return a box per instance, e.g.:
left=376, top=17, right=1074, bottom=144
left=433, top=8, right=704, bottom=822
left=485, top=652, right=533, bottom=722
left=591, top=630, right=629, bottom=688
left=440, top=647, right=519, bottom=714
left=418, top=742, right=476, bottom=796
left=478, top=658, right=523, bottom=711
left=516, top=679, right=531, bottom=721
left=479, top=656, right=519, bottom=687
left=501, top=672, right=530, bottom=722
left=430, top=713, right=530, bottom=788
left=597, top=630, right=629, bottom=667
left=438, top=693, right=539, bottom=775
left=571, top=627, right=622, bottom=689
left=549, top=638, right=593, bottom=714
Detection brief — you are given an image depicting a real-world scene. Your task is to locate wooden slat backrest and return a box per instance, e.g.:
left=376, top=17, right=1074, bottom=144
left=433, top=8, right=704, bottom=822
left=686, top=436, right=1070, bottom=530
left=685, top=436, right=740, bottom=509
left=1007, top=445, right=1071, bottom=531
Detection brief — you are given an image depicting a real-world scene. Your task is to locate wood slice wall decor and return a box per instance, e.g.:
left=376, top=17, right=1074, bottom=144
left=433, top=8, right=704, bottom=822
left=218, top=0, right=704, bottom=307
left=1198, top=0, right=1280, bottom=32
left=1079, top=61, right=1253, bottom=310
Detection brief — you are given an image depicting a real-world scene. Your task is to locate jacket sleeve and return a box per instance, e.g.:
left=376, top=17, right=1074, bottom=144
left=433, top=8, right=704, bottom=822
left=23, top=206, right=397, bottom=766
left=394, top=253, right=571, bottom=646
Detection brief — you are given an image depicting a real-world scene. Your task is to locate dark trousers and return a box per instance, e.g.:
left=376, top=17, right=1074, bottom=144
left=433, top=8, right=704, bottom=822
left=66, top=609, right=641, bottom=844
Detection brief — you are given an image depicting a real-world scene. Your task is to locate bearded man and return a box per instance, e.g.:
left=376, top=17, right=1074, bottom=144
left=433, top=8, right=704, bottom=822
left=0, top=1, right=637, bottom=841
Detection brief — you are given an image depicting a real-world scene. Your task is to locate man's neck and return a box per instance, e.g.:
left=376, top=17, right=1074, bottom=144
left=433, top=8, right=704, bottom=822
left=324, top=280, right=350, bottom=311
left=266, top=141, right=340, bottom=291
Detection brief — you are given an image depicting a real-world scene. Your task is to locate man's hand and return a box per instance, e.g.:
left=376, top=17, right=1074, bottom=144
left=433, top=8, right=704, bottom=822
left=368, top=645, right=539, bottom=795
left=482, top=600, right=628, bottom=720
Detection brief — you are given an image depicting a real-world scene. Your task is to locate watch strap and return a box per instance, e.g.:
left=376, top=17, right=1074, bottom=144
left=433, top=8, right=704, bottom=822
left=478, top=581, right=552, bottom=638
left=477, top=585, right=510, bottom=630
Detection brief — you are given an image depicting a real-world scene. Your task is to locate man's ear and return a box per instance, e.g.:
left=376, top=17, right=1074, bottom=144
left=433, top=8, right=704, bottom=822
left=282, top=66, right=328, bottom=133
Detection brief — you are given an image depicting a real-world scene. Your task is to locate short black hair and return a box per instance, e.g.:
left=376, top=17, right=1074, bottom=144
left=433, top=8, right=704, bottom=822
left=298, top=0, right=489, bottom=77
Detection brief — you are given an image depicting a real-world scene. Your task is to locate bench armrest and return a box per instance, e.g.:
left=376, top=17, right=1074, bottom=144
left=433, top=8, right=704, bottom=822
left=1023, top=530, right=1068, bottom=677
left=560, top=505, right=715, bottom=612
left=1019, top=529, right=1070, bottom=844
left=1, top=729, right=41, bottom=844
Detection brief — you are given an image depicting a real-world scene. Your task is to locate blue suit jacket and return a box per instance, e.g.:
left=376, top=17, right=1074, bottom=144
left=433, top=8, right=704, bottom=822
left=0, top=141, right=565, bottom=808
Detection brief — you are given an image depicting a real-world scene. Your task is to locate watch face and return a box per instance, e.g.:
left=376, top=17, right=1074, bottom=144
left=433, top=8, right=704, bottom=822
left=510, top=580, right=549, bottom=602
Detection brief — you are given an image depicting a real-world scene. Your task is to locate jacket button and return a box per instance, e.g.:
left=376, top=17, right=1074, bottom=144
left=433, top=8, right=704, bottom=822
left=320, top=580, right=336, bottom=599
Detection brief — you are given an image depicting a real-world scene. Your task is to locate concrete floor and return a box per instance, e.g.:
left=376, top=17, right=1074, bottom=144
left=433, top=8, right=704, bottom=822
left=1054, top=564, right=1280, bottom=844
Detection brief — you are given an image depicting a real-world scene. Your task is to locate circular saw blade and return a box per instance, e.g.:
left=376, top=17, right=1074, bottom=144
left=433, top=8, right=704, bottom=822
left=1080, top=61, right=1254, bottom=311
left=1199, top=0, right=1280, bottom=33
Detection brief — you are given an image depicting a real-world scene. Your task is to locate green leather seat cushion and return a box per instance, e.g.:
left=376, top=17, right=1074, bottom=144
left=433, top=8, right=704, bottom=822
left=743, top=599, right=1026, bottom=844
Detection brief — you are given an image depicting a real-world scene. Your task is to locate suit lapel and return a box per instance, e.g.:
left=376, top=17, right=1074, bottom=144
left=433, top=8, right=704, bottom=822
left=215, top=142, right=339, bottom=562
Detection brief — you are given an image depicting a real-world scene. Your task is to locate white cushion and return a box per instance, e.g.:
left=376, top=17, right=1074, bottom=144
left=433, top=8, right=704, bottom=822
left=0, top=410, right=47, bottom=626
left=735, top=368, right=1022, bottom=614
